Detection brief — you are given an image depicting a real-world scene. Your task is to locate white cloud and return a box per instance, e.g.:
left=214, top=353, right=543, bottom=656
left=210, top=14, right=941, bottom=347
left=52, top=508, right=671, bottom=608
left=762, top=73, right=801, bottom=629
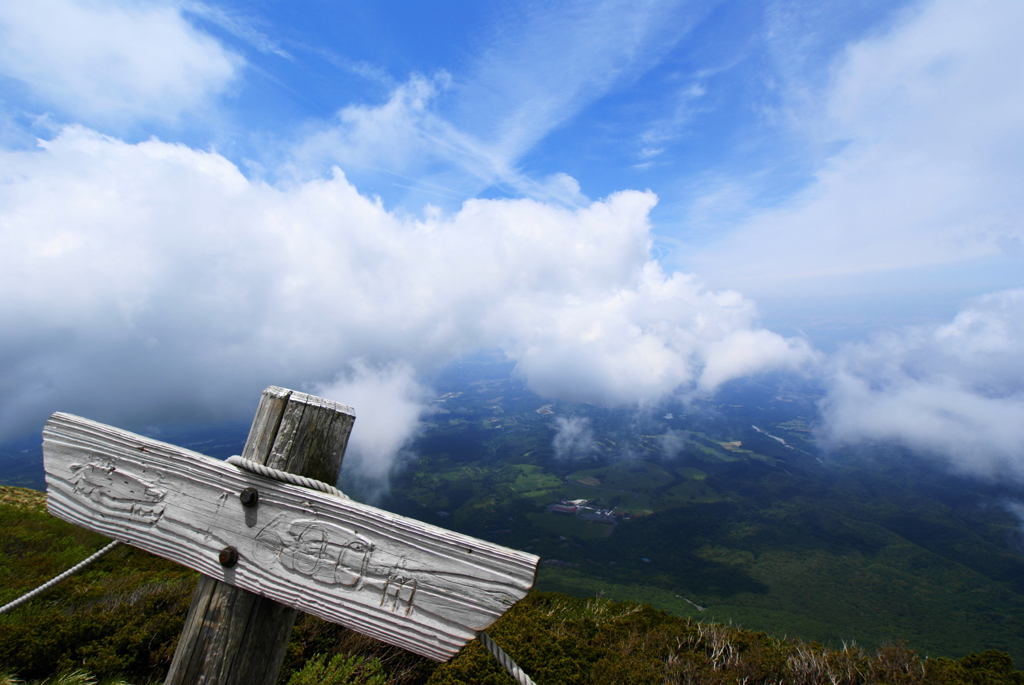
left=821, top=289, right=1024, bottom=477
left=291, top=73, right=490, bottom=195
left=0, top=126, right=810, bottom=485
left=656, top=429, right=688, bottom=458
left=504, top=264, right=814, bottom=406
left=691, top=0, right=1024, bottom=296
left=315, top=361, right=429, bottom=496
left=552, top=417, right=597, bottom=460
left=0, top=0, right=240, bottom=125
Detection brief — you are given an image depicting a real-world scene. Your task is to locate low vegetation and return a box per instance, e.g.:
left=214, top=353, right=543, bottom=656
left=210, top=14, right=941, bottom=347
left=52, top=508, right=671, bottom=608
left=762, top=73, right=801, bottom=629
left=3, top=486, right=1023, bottom=684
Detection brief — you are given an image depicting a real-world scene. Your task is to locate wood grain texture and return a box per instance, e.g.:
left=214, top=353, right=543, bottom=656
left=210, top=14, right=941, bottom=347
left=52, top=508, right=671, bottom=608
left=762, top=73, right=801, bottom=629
left=169, top=573, right=300, bottom=685
left=265, top=390, right=355, bottom=484
left=165, top=386, right=326, bottom=685
left=43, top=412, right=539, bottom=662
left=239, top=385, right=293, bottom=465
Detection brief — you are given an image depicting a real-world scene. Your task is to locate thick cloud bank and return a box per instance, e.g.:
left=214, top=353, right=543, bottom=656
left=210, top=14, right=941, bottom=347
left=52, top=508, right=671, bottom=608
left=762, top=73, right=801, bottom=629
left=0, top=126, right=809, bottom=479
left=822, top=289, right=1024, bottom=477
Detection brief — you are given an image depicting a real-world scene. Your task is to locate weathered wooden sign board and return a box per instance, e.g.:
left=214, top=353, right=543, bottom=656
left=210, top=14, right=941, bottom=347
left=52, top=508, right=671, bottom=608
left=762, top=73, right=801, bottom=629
left=42, top=411, right=539, bottom=662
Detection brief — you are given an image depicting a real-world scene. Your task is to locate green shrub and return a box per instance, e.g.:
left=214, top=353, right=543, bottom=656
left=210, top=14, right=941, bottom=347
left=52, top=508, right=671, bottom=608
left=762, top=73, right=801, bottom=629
left=277, top=613, right=436, bottom=684
left=924, top=650, right=1024, bottom=685
left=286, top=654, right=385, bottom=685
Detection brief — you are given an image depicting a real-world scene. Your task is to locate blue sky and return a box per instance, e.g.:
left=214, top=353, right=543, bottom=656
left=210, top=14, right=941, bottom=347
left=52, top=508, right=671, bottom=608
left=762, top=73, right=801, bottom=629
left=2, top=0, right=1023, bottom=482
left=168, top=1, right=1024, bottom=330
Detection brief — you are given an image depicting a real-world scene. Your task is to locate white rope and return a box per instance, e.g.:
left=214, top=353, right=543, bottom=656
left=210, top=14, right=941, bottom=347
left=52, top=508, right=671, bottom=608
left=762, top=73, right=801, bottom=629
left=228, top=454, right=538, bottom=683
left=226, top=456, right=349, bottom=499
left=0, top=540, right=121, bottom=615
left=478, top=631, right=537, bottom=685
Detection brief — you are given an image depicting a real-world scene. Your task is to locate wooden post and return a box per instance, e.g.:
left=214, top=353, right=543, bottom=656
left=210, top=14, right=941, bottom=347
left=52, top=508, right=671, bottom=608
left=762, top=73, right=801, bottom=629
left=164, top=386, right=355, bottom=685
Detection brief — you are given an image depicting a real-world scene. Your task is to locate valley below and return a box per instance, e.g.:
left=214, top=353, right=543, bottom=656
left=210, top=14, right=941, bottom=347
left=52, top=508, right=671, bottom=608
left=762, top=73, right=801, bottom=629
left=4, top=355, right=1024, bottom=668
left=368, top=357, right=1024, bottom=664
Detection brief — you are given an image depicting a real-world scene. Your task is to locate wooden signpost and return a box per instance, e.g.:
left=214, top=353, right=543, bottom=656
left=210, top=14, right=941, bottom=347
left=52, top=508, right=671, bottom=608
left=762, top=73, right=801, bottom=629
left=41, top=386, right=539, bottom=684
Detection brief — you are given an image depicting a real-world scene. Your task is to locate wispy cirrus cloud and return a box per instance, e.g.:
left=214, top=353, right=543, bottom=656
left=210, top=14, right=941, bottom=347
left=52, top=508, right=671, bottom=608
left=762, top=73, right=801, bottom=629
left=291, top=0, right=718, bottom=204
left=179, top=0, right=291, bottom=59
left=447, top=0, right=716, bottom=162
left=689, top=0, right=1024, bottom=297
